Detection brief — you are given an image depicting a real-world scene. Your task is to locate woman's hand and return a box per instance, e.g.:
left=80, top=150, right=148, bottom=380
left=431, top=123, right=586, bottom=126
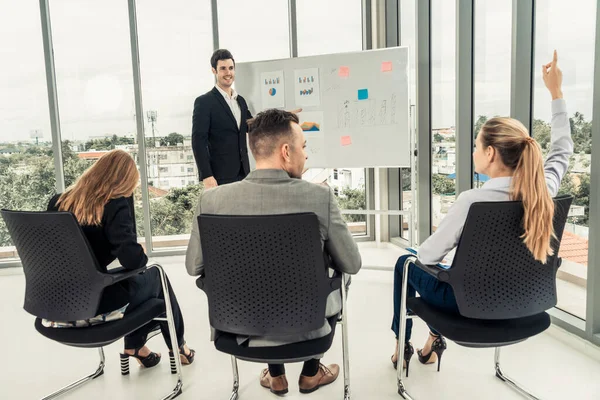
left=542, top=50, right=563, bottom=100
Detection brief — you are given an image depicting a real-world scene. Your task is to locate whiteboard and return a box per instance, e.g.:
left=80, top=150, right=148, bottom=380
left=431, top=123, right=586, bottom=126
left=235, top=47, right=411, bottom=169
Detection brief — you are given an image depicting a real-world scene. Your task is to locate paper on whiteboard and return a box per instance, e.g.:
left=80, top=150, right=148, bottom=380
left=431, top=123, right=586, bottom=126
left=260, top=70, right=285, bottom=109
left=299, top=111, right=324, bottom=133
left=294, top=68, right=321, bottom=107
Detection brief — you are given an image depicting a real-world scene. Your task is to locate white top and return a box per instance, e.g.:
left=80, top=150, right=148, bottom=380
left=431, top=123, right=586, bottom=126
left=215, top=85, right=241, bottom=129
left=418, top=99, right=573, bottom=265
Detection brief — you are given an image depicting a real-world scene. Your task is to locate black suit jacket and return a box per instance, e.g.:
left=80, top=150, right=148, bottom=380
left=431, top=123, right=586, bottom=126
left=192, top=87, right=253, bottom=183
left=48, top=194, right=146, bottom=314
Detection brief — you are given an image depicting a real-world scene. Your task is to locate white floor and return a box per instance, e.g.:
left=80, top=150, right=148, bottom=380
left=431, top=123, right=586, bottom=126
left=1, top=247, right=600, bottom=400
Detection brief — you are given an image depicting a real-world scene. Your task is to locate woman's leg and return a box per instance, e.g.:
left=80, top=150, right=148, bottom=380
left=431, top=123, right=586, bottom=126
left=123, top=268, right=186, bottom=351
left=391, top=254, right=417, bottom=343
left=406, top=267, right=459, bottom=361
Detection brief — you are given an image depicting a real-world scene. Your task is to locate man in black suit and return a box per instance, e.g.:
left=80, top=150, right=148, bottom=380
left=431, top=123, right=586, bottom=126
left=192, top=49, right=252, bottom=188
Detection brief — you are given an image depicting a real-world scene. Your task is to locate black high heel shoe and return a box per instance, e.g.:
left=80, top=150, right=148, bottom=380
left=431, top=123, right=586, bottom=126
left=391, top=342, right=415, bottom=377
left=417, top=332, right=447, bottom=372
left=120, top=348, right=161, bottom=375
left=168, top=343, right=196, bottom=374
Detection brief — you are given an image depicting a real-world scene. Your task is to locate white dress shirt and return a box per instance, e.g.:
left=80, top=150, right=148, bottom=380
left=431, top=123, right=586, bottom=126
left=215, top=85, right=241, bottom=129
left=418, top=99, right=573, bottom=265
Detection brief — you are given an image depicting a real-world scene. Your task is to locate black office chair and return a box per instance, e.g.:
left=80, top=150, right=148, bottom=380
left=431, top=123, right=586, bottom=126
left=396, top=195, right=573, bottom=400
left=1, top=209, right=184, bottom=400
left=196, top=213, right=352, bottom=400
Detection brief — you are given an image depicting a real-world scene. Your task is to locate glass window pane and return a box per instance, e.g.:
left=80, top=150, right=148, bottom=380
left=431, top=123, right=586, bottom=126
left=431, top=0, right=456, bottom=232
left=533, top=0, right=596, bottom=320
left=303, top=168, right=368, bottom=236
left=0, top=2, right=56, bottom=262
left=297, top=0, right=362, bottom=57
left=50, top=1, right=145, bottom=237
left=217, top=0, right=290, bottom=62
left=137, top=0, right=213, bottom=251
left=473, top=0, right=512, bottom=186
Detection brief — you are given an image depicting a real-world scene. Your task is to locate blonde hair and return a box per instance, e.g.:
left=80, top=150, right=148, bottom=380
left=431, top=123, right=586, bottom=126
left=57, top=150, right=139, bottom=226
left=479, top=117, right=555, bottom=264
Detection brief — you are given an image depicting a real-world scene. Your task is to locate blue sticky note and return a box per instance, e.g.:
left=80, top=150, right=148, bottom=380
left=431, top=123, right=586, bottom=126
left=358, top=89, right=368, bottom=100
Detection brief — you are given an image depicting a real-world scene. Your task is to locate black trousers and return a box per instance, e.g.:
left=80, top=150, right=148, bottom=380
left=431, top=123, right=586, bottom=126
left=122, top=268, right=185, bottom=349
left=268, top=359, right=320, bottom=377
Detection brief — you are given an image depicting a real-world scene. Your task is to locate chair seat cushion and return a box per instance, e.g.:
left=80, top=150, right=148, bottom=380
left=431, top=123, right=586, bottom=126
left=215, top=316, right=338, bottom=362
left=407, top=298, right=550, bottom=347
left=35, top=299, right=165, bottom=348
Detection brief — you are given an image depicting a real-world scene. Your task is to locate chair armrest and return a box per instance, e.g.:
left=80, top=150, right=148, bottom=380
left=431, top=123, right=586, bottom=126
left=329, top=273, right=342, bottom=292
left=102, top=265, right=147, bottom=286
left=412, top=259, right=450, bottom=282
left=196, top=275, right=205, bottom=291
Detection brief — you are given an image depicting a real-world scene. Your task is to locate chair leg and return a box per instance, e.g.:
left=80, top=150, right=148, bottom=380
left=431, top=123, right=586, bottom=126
left=340, top=273, right=351, bottom=400
left=494, top=348, right=541, bottom=400
left=229, top=356, right=240, bottom=400
left=151, top=264, right=183, bottom=400
left=396, top=256, right=416, bottom=399
left=41, top=347, right=105, bottom=400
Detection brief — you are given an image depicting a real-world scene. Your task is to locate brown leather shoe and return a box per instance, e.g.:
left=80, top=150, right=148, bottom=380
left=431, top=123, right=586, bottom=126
left=260, top=369, right=289, bottom=395
left=298, top=363, right=340, bottom=394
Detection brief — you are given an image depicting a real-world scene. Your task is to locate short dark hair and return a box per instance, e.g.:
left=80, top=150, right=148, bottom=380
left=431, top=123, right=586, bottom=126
left=210, top=49, right=235, bottom=69
left=248, top=109, right=300, bottom=159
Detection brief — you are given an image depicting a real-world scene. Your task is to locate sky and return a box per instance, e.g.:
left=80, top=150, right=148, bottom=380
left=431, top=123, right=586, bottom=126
left=0, top=0, right=596, bottom=143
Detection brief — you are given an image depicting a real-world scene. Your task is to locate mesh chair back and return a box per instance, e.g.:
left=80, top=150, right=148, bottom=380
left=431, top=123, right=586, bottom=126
left=447, top=196, right=573, bottom=319
left=199, top=213, right=332, bottom=337
left=1, top=210, right=106, bottom=321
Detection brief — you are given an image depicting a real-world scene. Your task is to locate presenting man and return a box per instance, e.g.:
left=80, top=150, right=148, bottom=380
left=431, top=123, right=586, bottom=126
left=186, top=109, right=362, bottom=395
left=192, top=49, right=252, bottom=188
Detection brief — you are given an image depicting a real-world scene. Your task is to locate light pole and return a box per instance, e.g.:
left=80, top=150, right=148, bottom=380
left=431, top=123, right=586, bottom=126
left=146, top=110, right=159, bottom=187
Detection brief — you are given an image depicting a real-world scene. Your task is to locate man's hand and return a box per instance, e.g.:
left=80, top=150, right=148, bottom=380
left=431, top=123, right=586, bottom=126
left=542, top=50, right=563, bottom=100
left=203, top=176, right=218, bottom=189
left=289, top=108, right=302, bottom=114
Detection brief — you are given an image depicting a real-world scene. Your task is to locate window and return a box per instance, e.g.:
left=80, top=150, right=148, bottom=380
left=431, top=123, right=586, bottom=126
left=49, top=0, right=144, bottom=235
left=159, top=167, right=169, bottom=173
left=333, top=169, right=338, bottom=180
left=296, top=0, right=362, bottom=57
left=0, top=1, right=55, bottom=262
left=136, top=0, right=212, bottom=249
left=217, top=0, right=289, bottom=62
left=473, top=0, right=512, bottom=188
left=532, top=0, right=596, bottom=320
left=187, top=167, right=194, bottom=173
left=431, top=0, right=457, bottom=232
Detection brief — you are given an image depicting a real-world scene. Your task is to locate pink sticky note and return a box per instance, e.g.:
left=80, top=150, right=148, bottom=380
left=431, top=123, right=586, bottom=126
left=381, top=61, right=393, bottom=72
left=339, top=66, right=350, bottom=77
left=341, top=136, right=352, bottom=146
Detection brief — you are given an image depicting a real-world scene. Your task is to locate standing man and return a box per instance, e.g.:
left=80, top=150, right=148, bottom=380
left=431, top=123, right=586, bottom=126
left=192, top=49, right=252, bottom=188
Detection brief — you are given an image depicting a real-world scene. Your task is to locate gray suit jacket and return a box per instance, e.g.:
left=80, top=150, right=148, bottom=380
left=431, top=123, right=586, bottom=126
left=186, top=169, right=362, bottom=347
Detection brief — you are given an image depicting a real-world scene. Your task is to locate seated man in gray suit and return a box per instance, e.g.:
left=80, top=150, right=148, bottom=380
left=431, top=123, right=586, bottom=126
left=186, top=109, right=362, bottom=395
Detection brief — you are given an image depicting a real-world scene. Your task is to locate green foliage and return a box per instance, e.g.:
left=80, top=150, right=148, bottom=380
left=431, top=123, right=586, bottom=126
left=473, top=115, right=488, bottom=138
left=134, top=184, right=204, bottom=237
left=84, top=135, right=134, bottom=151
left=160, top=132, right=185, bottom=147
left=336, top=186, right=366, bottom=223
left=432, top=174, right=455, bottom=195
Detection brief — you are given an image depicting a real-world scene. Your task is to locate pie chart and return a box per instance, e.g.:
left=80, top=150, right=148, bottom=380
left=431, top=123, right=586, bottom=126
left=269, top=88, right=277, bottom=96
